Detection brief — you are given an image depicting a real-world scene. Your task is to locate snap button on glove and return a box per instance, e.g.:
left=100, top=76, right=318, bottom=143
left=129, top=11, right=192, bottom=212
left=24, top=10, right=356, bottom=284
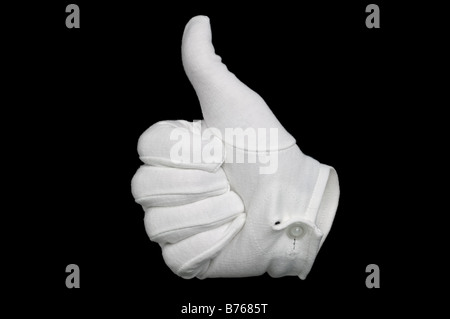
left=132, top=16, right=340, bottom=279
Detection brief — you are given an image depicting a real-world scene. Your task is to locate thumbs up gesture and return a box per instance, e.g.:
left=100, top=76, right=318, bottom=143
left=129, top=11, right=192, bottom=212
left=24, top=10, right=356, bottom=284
left=132, top=16, right=340, bottom=279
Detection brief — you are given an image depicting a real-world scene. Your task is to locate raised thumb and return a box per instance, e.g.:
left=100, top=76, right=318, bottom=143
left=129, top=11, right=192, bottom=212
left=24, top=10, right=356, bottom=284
left=182, top=16, right=295, bottom=151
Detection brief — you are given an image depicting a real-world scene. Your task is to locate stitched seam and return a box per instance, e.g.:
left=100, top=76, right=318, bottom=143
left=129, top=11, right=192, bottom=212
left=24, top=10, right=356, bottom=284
left=135, top=187, right=228, bottom=202
left=150, top=214, right=239, bottom=241
left=177, top=214, right=245, bottom=276
left=223, top=140, right=297, bottom=153
left=140, top=156, right=224, bottom=168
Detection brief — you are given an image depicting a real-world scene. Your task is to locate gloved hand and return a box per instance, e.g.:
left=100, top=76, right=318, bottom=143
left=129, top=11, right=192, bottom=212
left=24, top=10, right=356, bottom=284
left=132, top=16, right=340, bottom=279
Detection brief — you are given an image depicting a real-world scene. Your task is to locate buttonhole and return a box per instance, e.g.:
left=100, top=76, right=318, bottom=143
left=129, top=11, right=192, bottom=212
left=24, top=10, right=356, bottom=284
left=274, top=221, right=280, bottom=225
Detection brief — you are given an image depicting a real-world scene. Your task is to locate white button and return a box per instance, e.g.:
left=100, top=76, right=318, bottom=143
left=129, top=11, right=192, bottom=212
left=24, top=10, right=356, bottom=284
left=287, top=223, right=305, bottom=239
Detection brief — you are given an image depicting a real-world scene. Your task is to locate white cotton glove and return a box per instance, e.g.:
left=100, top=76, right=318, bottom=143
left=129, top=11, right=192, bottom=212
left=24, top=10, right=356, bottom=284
left=132, top=16, right=340, bottom=279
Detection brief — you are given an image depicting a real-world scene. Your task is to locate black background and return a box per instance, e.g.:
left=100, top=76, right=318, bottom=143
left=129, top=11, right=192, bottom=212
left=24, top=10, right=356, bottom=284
left=5, top=0, right=441, bottom=317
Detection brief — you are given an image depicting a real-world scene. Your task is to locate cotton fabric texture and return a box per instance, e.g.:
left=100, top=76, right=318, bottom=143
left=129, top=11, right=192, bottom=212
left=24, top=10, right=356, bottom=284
left=132, top=16, right=340, bottom=279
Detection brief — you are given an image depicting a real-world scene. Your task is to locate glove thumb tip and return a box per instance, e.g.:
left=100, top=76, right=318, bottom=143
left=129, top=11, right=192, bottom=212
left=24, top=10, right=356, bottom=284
left=189, top=15, right=210, bottom=23
left=184, top=15, right=210, bottom=37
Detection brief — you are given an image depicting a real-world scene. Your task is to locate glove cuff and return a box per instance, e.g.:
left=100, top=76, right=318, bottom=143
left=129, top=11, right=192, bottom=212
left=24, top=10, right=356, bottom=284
left=299, top=163, right=339, bottom=278
left=266, top=162, right=339, bottom=279
left=308, top=163, right=340, bottom=250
